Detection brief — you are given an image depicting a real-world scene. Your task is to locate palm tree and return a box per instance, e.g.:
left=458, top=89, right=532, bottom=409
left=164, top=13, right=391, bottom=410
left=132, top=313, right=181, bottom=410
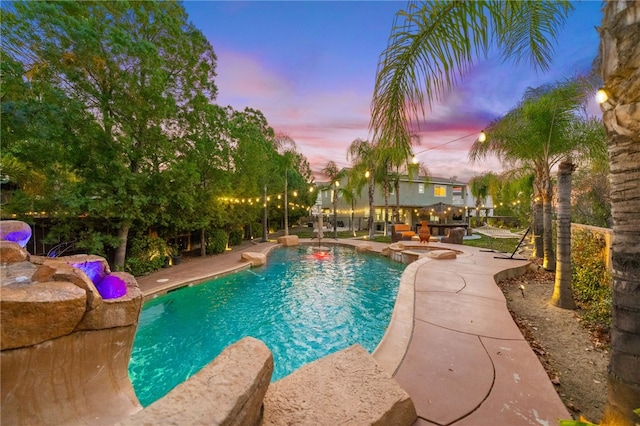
left=468, top=172, right=499, bottom=227
left=470, top=78, right=596, bottom=271
left=372, top=1, right=640, bottom=422
left=347, top=138, right=377, bottom=240
left=551, top=159, right=577, bottom=309
left=273, top=133, right=297, bottom=236
left=321, top=161, right=342, bottom=239
left=598, top=2, right=640, bottom=424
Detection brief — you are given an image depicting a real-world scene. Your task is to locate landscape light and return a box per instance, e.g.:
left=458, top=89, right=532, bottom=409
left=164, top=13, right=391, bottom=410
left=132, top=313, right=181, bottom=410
left=478, top=131, right=487, bottom=143
left=595, top=88, right=609, bottom=104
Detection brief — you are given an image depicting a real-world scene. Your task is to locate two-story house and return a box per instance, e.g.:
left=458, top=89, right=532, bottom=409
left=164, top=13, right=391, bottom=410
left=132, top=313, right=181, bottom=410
left=315, top=169, right=470, bottom=234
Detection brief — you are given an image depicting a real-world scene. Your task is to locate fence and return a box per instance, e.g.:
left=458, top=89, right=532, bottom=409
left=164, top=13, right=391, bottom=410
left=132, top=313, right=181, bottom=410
left=571, top=223, right=613, bottom=272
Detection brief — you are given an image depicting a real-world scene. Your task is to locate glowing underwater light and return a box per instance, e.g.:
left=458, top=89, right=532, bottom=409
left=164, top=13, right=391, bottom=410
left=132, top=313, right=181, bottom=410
left=70, top=261, right=126, bottom=299
left=96, top=275, right=127, bottom=299
left=1, top=229, right=32, bottom=248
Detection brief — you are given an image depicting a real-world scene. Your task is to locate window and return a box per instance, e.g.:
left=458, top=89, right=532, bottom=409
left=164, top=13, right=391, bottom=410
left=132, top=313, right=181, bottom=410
left=434, top=185, right=446, bottom=197
left=418, top=183, right=425, bottom=194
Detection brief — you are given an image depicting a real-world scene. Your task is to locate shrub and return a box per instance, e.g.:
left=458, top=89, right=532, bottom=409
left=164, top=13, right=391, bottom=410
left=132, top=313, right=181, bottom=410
left=571, top=230, right=611, bottom=329
left=207, top=229, right=228, bottom=254
left=229, top=229, right=244, bottom=246
left=125, top=235, right=171, bottom=276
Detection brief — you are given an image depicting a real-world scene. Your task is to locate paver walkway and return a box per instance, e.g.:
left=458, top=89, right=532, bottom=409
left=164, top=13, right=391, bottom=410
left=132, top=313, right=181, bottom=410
left=135, top=238, right=570, bottom=425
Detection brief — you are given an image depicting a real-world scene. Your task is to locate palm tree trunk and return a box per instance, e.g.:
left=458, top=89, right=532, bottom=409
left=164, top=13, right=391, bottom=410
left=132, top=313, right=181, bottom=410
left=262, top=185, right=268, bottom=242
left=599, top=2, right=640, bottom=424
left=551, top=160, right=576, bottom=309
left=542, top=177, right=556, bottom=271
left=394, top=180, right=400, bottom=224
left=333, top=190, right=338, bottom=239
left=383, top=180, right=390, bottom=236
left=368, top=175, right=375, bottom=240
left=532, top=195, right=544, bottom=258
left=283, top=173, right=289, bottom=236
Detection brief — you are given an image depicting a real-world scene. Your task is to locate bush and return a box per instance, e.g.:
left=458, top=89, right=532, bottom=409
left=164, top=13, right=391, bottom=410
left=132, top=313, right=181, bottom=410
left=571, top=230, right=611, bottom=329
left=229, top=229, right=244, bottom=246
left=207, top=229, right=228, bottom=254
left=125, top=235, right=171, bottom=276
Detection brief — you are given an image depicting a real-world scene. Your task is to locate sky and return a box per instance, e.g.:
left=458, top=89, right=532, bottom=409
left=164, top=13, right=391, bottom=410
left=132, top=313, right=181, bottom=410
left=183, top=1, right=603, bottom=183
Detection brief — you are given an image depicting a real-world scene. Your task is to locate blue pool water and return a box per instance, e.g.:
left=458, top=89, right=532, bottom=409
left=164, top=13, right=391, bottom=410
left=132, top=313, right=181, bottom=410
left=129, top=245, right=404, bottom=406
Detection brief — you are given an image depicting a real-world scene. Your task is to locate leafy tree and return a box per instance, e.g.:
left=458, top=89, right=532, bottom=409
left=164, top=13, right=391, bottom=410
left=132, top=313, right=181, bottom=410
left=2, top=1, right=218, bottom=269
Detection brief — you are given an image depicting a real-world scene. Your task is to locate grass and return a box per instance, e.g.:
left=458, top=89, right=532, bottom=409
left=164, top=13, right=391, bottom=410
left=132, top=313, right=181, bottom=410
left=463, top=234, right=520, bottom=253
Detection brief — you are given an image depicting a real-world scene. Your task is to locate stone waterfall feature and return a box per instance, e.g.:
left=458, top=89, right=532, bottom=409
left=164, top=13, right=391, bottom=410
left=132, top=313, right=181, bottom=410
left=0, top=225, right=144, bottom=425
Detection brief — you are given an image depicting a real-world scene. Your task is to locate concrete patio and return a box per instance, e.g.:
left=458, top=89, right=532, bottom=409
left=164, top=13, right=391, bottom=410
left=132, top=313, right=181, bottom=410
left=136, top=238, right=570, bottom=425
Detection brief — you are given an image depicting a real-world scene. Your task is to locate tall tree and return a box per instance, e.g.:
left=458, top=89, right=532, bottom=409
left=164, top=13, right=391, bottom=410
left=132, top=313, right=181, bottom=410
left=2, top=1, right=218, bottom=268
left=551, top=160, right=577, bottom=309
left=273, top=133, right=298, bottom=236
left=322, top=161, right=341, bottom=239
left=470, top=78, right=596, bottom=271
left=598, top=2, right=640, bottom=424
left=468, top=172, right=499, bottom=227
left=347, top=138, right=377, bottom=240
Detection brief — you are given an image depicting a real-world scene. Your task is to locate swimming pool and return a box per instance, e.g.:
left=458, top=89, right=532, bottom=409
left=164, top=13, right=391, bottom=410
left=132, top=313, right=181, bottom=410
left=128, top=245, right=404, bottom=407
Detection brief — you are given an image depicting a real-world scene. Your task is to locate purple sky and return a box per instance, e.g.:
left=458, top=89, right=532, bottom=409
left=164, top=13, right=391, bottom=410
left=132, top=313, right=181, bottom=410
left=184, top=1, right=603, bottom=183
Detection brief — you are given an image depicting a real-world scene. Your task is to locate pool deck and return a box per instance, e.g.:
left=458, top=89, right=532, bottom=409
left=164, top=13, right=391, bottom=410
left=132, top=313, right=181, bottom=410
left=135, top=238, right=570, bottom=425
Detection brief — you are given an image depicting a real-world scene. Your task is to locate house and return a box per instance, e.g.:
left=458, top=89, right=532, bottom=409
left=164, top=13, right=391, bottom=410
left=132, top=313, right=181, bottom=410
left=315, top=169, right=473, bottom=234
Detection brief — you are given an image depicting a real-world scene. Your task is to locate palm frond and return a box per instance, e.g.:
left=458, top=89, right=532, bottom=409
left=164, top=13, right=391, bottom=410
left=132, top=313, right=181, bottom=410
left=371, top=0, right=573, bottom=155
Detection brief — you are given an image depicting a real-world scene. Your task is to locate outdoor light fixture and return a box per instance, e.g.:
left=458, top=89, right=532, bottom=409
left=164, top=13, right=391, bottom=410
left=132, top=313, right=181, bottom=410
left=478, top=131, right=487, bottom=143
left=365, top=170, right=370, bottom=178
left=596, top=88, right=609, bottom=104
left=335, top=181, right=340, bottom=187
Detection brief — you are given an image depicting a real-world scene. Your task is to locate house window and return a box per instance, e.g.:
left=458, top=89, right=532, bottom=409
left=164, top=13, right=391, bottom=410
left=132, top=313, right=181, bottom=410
left=418, top=183, right=425, bottom=194
left=434, top=185, right=446, bottom=197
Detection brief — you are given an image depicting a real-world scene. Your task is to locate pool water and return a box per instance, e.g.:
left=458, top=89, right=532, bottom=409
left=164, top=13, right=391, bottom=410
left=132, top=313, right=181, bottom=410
left=129, top=245, right=404, bottom=407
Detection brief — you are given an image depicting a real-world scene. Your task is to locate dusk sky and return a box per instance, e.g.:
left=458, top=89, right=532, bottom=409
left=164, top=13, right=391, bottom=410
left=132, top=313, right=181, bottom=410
left=184, top=1, right=603, bottom=183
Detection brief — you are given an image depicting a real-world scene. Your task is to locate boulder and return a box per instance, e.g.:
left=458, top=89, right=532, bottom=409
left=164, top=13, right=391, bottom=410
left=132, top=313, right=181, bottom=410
left=1, top=281, right=86, bottom=349
left=263, top=344, right=417, bottom=425
left=426, top=249, right=457, bottom=260
left=441, top=227, right=465, bottom=244
left=0, top=240, right=29, bottom=264
left=122, top=337, right=273, bottom=426
left=75, top=273, right=143, bottom=331
left=241, top=252, right=267, bottom=266
left=277, top=235, right=299, bottom=247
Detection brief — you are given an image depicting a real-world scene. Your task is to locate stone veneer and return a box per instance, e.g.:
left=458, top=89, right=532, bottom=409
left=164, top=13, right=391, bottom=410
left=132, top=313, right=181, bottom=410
left=0, top=240, right=143, bottom=425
